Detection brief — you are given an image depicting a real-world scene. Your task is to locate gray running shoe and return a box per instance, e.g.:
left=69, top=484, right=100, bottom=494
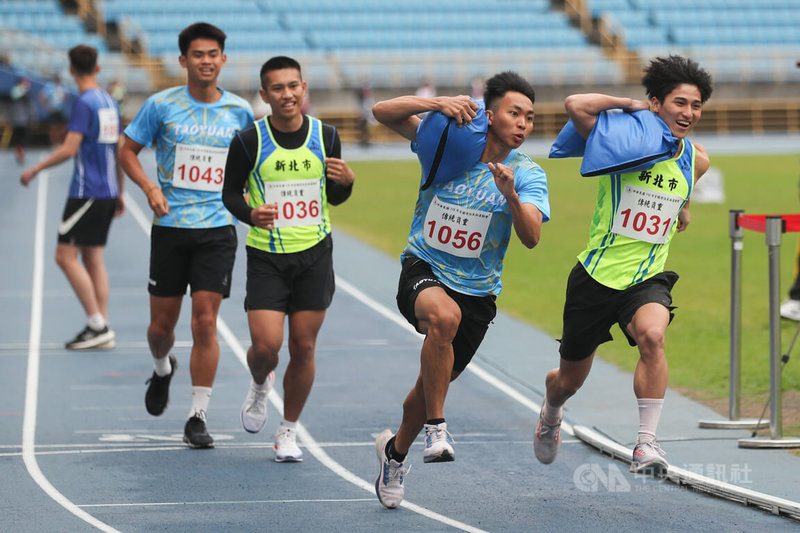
left=375, top=429, right=407, bottom=509
left=65, top=325, right=115, bottom=350
left=274, top=424, right=303, bottom=462
left=423, top=422, right=454, bottom=463
left=533, top=405, right=562, bottom=464
left=630, top=439, right=668, bottom=475
left=241, top=371, right=275, bottom=434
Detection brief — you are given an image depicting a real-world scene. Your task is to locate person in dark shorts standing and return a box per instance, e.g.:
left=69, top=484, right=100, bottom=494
left=533, top=55, right=713, bottom=475
left=20, top=44, right=123, bottom=350
left=222, top=56, right=354, bottom=462
left=119, top=23, right=254, bottom=448
left=370, top=71, right=550, bottom=508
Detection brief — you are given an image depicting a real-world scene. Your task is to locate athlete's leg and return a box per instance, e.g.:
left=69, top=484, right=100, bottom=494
left=148, top=295, right=182, bottom=359
left=188, top=290, right=223, bottom=387
left=55, top=242, right=101, bottom=318
left=627, top=302, right=670, bottom=400
left=80, top=245, right=109, bottom=320
left=544, top=355, right=595, bottom=410
left=282, top=309, right=326, bottom=422
left=247, top=309, right=285, bottom=383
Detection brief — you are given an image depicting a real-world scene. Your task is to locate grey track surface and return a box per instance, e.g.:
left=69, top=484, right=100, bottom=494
left=1, top=145, right=798, bottom=532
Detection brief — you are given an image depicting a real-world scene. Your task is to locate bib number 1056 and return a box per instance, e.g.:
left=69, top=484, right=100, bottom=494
left=423, top=195, right=491, bottom=258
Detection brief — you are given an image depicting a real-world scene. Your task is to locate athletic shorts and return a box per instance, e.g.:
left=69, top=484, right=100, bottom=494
left=396, top=255, right=497, bottom=373
left=558, top=262, right=678, bottom=362
left=244, top=234, right=334, bottom=313
left=148, top=225, right=237, bottom=298
left=57, top=198, right=117, bottom=246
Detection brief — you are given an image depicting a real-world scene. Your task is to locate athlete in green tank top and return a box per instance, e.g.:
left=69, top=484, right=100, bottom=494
left=534, top=56, right=713, bottom=476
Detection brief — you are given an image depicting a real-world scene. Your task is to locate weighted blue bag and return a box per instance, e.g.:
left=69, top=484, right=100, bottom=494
left=412, top=98, right=488, bottom=190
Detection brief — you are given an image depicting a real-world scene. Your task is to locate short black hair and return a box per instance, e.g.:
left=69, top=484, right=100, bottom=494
left=642, top=55, right=713, bottom=104
left=178, top=22, right=226, bottom=56
left=483, top=71, right=536, bottom=111
left=68, top=45, right=97, bottom=75
left=259, top=56, right=302, bottom=89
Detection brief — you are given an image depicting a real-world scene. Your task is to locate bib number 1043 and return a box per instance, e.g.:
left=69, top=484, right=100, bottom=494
left=173, top=143, right=229, bottom=192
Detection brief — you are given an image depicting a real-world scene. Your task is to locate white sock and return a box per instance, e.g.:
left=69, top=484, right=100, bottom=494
left=252, top=377, right=271, bottom=392
left=542, top=397, right=563, bottom=425
left=153, top=354, right=172, bottom=377
left=637, top=398, right=664, bottom=444
left=280, top=419, right=297, bottom=430
left=189, top=386, right=212, bottom=419
left=87, top=313, right=106, bottom=330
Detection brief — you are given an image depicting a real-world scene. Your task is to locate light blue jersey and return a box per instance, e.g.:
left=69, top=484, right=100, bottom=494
left=402, top=149, right=550, bottom=296
left=124, top=86, right=254, bottom=228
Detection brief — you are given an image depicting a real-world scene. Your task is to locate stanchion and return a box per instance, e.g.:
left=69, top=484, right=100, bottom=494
left=699, top=210, right=769, bottom=430
left=737, top=215, right=800, bottom=448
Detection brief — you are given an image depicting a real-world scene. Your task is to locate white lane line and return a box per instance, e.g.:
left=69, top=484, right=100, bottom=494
left=127, top=191, right=488, bottom=533
left=22, top=173, right=121, bottom=533
left=80, top=498, right=376, bottom=508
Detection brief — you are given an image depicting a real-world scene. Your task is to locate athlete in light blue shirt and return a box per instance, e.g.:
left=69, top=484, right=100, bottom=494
left=402, top=147, right=549, bottom=296
left=119, top=23, right=255, bottom=449
left=370, top=72, right=549, bottom=509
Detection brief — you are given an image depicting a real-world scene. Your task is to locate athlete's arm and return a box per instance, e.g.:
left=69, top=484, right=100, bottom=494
left=19, top=131, right=83, bottom=186
left=372, top=95, right=479, bottom=141
left=564, top=93, right=650, bottom=139
left=119, top=134, right=169, bottom=217
left=488, top=161, right=542, bottom=248
left=678, top=142, right=710, bottom=232
left=222, top=129, right=258, bottom=225
left=323, top=125, right=354, bottom=205
left=114, top=144, right=125, bottom=217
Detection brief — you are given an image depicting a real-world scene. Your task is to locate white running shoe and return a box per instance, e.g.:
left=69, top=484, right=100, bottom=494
left=274, top=424, right=303, bottom=462
left=375, top=429, right=407, bottom=509
left=780, top=299, right=800, bottom=321
left=423, top=422, right=454, bottom=463
left=241, top=371, right=275, bottom=434
left=630, top=438, right=668, bottom=475
left=533, top=404, right=562, bottom=465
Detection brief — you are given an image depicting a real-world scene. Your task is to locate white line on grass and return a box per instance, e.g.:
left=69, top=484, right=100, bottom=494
left=126, top=191, right=489, bottom=533
left=22, top=173, right=121, bottom=533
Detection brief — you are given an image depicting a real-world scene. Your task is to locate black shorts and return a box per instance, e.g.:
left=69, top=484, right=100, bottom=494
left=148, top=225, right=237, bottom=298
left=396, top=255, right=497, bottom=373
left=57, top=198, right=117, bottom=246
left=245, top=234, right=334, bottom=313
left=559, top=262, right=678, bottom=362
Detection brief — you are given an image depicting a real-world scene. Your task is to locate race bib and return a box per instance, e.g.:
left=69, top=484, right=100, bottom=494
left=97, top=108, right=119, bottom=144
left=612, top=184, right=684, bottom=244
left=263, top=179, right=323, bottom=228
left=423, top=195, right=492, bottom=258
left=172, top=143, right=228, bottom=192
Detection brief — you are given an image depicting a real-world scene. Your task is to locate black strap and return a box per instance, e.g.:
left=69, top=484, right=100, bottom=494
left=421, top=119, right=451, bottom=190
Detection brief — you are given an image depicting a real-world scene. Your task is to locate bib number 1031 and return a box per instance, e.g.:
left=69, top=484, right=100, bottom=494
left=612, top=184, right=683, bottom=245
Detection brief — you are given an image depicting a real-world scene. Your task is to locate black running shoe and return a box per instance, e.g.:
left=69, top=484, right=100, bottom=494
left=145, top=354, right=177, bottom=416
left=65, top=325, right=115, bottom=350
left=183, top=412, right=214, bottom=449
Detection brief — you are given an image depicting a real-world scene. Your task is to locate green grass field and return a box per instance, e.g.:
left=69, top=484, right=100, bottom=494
left=333, top=152, right=800, bottom=433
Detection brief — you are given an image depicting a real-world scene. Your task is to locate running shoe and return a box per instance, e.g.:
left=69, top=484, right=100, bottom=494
left=630, top=439, right=668, bottom=475
left=65, top=325, right=115, bottom=350
left=780, top=299, right=800, bottom=321
left=274, top=424, right=303, bottom=462
left=183, top=410, right=214, bottom=449
left=533, top=403, right=562, bottom=464
left=423, top=422, right=454, bottom=463
left=241, top=371, right=275, bottom=434
left=144, top=354, right=177, bottom=416
left=375, top=429, right=407, bottom=509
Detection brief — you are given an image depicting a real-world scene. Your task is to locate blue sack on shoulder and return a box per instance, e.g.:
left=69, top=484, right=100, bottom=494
left=412, top=98, right=488, bottom=190
left=549, top=110, right=678, bottom=177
